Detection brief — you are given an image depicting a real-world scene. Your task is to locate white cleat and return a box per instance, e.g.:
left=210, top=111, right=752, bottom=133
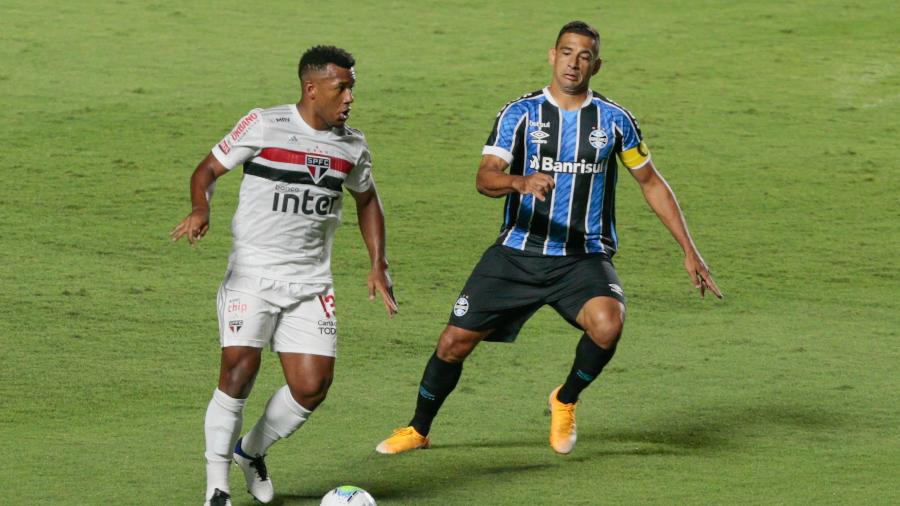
left=233, top=443, right=275, bottom=503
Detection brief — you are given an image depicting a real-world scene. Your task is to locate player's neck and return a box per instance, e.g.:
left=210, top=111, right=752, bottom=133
left=547, top=83, right=590, bottom=111
left=296, top=101, right=330, bottom=131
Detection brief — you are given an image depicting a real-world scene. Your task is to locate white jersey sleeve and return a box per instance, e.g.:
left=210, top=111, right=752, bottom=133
left=211, top=109, right=265, bottom=170
left=344, top=141, right=374, bottom=192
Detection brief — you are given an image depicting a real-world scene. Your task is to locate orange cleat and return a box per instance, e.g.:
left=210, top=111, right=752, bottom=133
left=375, top=426, right=430, bottom=454
left=548, top=386, right=577, bottom=454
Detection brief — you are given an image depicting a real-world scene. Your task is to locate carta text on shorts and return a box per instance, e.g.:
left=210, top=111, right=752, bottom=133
left=317, top=319, right=336, bottom=335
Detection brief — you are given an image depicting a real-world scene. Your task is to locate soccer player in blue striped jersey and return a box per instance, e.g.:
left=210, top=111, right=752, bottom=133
left=377, top=21, right=722, bottom=456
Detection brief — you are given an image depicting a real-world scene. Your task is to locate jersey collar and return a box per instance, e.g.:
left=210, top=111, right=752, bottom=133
left=542, top=86, right=594, bottom=110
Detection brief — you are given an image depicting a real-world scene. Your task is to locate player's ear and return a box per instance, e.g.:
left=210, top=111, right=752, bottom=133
left=302, top=79, right=317, bottom=100
left=592, top=58, right=602, bottom=76
left=548, top=47, right=556, bottom=66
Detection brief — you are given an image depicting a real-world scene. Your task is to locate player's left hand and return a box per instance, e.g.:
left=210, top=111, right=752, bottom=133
left=684, top=251, right=722, bottom=299
left=368, top=265, right=399, bottom=317
left=170, top=208, right=211, bottom=246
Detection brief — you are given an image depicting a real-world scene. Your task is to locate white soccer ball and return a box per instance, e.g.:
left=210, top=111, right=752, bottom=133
left=320, top=485, right=377, bottom=506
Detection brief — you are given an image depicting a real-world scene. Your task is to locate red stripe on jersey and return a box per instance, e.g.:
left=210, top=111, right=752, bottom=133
left=258, top=148, right=354, bottom=174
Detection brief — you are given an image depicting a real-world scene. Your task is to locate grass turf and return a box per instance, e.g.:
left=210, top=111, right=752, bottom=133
left=1, top=1, right=897, bottom=504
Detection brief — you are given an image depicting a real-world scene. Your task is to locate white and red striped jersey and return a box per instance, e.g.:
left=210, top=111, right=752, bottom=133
left=211, top=103, right=373, bottom=283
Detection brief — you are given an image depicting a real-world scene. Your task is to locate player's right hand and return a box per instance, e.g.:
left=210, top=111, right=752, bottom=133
left=170, top=209, right=210, bottom=245
left=516, top=173, right=556, bottom=201
left=368, top=264, right=399, bottom=318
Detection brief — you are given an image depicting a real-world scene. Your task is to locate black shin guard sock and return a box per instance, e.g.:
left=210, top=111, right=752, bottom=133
left=557, top=333, right=617, bottom=404
left=409, top=352, right=463, bottom=436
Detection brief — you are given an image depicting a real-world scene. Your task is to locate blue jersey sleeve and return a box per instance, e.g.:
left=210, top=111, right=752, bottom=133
left=616, top=109, right=643, bottom=151
left=483, top=102, right=527, bottom=163
left=614, top=108, right=651, bottom=170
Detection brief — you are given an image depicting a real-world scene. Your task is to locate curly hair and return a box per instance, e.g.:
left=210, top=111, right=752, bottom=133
left=298, top=45, right=355, bottom=81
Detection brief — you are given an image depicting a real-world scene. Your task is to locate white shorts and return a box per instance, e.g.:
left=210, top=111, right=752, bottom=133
left=217, top=271, right=338, bottom=356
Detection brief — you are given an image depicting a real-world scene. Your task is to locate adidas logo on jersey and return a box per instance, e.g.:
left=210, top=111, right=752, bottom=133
left=530, top=155, right=604, bottom=174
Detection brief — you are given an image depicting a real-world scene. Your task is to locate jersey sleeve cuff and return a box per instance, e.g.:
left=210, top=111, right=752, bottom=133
left=211, top=145, right=238, bottom=170
left=345, top=179, right=374, bottom=193
left=482, top=145, right=514, bottom=164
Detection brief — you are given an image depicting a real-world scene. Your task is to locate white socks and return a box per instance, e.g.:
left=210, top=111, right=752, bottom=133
left=204, top=389, right=246, bottom=498
left=240, top=385, right=312, bottom=457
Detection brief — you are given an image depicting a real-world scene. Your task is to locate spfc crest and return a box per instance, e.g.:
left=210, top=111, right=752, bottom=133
left=305, top=154, right=331, bottom=183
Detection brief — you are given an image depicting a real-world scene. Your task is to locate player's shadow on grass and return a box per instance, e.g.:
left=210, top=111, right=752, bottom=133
left=437, top=400, right=842, bottom=455
left=581, top=400, right=848, bottom=455
left=267, top=461, right=557, bottom=504
left=265, top=402, right=848, bottom=504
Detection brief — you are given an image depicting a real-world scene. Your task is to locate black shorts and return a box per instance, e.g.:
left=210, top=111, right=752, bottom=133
left=448, top=244, right=625, bottom=342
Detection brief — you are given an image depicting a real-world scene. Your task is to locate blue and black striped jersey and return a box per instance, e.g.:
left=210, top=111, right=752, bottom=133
left=483, top=87, right=651, bottom=256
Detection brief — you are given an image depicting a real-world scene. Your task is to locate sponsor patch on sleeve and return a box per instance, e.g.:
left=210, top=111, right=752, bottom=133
left=619, top=141, right=651, bottom=169
left=227, top=111, right=260, bottom=143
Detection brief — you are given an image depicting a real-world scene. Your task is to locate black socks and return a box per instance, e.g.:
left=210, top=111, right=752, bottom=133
left=557, top=333, right=616, bottom=404
left=409, top=352, right=463, bottom=436
left=407, top=334, right=613, bottom=434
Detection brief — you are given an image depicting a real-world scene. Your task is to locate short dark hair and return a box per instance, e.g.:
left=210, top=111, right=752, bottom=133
left=555, top=21, right=601, bottom=53
left=298, top=45, right=355, bottom=81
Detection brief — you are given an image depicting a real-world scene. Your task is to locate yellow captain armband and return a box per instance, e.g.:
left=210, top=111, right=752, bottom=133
left=619, top=141, right=651, bottom=169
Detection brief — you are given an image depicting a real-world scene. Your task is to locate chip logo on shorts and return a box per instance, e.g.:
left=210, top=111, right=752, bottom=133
left=453, top=296, right=469, bottom=317
left=228, top=320, right=244, bottom=333
left=227, top=299, right=247, bottom=314
left=608, top=284, right=624, bottom=297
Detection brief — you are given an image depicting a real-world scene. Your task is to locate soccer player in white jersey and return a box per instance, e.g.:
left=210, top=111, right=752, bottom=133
left=376, top=21, right=722, bottom=456
left=172, top=46, right=398, bottom=506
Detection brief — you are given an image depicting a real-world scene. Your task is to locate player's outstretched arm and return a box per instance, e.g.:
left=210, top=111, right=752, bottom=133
left=630, top=161, right=723, bottom=299
left=476, top=154, right=555, bottom=201
left=349, top=186, right=398, bottom=317
left=170, top=153, right=229, bottom=246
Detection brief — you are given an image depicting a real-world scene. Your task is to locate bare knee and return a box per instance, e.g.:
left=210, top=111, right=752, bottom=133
left=280, top=353, right=335, bottom=411
left=287, top=375, right=332, bottom=411
left=218, top=346, right=262, bottom=398
left=579, top=300, right=625, bottom=349
left=436, top=326, right=486, bottom=363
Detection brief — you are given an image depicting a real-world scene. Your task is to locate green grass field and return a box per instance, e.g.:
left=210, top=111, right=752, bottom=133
left=2, top=1, right=898, bottom=504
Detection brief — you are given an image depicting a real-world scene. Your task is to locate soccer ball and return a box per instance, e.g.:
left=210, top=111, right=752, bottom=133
left=320, top=485, right=377, bottom=506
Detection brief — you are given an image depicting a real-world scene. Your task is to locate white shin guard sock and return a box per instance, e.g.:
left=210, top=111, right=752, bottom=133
left=204, top=389, right=246, bottom=498
left=240, top=385, right=312, bottom=457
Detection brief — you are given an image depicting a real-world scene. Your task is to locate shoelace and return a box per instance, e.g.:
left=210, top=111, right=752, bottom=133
left=552, top=403, right=576, bottom=431
left=394, top=427, right=415, bottom=437
left=250, top=455, right=269, bottom=481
